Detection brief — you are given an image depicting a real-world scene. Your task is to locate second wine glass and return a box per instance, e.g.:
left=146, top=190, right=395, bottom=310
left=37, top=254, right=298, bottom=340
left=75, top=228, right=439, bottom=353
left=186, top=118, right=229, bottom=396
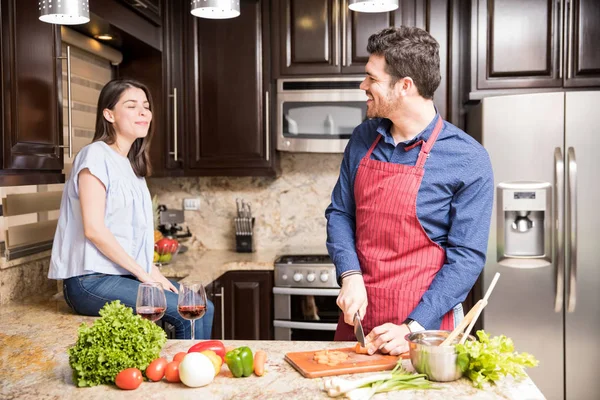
left=136, top=282, right=167, bottom=322
left=177, top=281, right=207, bottom=340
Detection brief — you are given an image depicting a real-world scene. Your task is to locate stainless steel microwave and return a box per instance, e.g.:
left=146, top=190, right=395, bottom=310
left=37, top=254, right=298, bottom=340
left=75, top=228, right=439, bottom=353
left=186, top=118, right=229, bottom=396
left=276, top=77, right=367, bottom=153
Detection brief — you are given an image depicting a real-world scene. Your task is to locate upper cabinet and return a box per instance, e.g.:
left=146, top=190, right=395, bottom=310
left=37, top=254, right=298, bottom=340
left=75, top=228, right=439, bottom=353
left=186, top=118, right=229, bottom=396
left=565, top=0, right=600, bottom=87
left=184, top=0, right=275, bottom=176
left=470, top=0, right=600, bottom=97
left=0, top=0, right=64, bottom=186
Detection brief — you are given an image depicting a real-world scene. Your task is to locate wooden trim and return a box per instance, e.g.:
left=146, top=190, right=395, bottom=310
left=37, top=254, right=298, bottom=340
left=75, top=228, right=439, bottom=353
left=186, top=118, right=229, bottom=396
left=2, top=191, right=62, bottom=216
left=6, top=220, right=58, bottom=249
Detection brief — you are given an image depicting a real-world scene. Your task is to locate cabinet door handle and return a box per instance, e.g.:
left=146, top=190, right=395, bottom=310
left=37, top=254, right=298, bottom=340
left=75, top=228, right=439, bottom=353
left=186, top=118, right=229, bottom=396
left=265, top=91, right=270, bottom=162
left=168, top=88, right=178, bottom=161
left=342, top=0, right=347, bottom=67
left=558, top=0, right=564, bottom=79
left=566, top=0, right=573, bottom=79
left=57, top=45, right=73, bottom=159
left=213, top=287, right=225, bottom=340
left=334, top=0, right=340, bottom=66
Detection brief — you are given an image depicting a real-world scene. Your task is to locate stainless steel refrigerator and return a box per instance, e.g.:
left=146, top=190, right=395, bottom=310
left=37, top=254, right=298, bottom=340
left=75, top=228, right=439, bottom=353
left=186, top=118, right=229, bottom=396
left=468, top=91, right=600, bottom=400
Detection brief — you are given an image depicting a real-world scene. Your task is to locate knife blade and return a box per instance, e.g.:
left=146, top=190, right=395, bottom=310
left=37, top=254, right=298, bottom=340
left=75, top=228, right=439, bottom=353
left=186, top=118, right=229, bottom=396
left=353, top=311, right=366, bottom=347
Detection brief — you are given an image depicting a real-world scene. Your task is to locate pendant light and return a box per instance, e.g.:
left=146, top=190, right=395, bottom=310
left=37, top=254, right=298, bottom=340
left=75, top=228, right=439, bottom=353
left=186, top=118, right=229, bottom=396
left=39, top=0, right=90, bottom=25
left=190, top=0, right=240, bottom=19
left=348, top=0, right=399, bottom=13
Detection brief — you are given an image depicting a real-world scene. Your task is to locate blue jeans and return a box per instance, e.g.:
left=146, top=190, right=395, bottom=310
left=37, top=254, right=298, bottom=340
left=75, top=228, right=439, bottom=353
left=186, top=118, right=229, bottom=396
left=63, top=273, right=214, bottom=340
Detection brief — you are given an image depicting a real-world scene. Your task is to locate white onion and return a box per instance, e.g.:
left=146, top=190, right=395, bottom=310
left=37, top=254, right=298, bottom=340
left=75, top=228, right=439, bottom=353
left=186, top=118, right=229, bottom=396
left=179, top=352, right=215, bottom=388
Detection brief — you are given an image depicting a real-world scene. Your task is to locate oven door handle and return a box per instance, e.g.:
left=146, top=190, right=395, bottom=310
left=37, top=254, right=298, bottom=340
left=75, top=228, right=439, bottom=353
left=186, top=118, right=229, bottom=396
left=273, top=287, right=340, bottom=296
left=273, top=320, right=338, bottom=331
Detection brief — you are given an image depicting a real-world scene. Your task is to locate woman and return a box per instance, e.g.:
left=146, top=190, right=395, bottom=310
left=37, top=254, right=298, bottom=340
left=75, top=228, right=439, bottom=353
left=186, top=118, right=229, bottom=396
left=49, top=79, right=214, bottom=339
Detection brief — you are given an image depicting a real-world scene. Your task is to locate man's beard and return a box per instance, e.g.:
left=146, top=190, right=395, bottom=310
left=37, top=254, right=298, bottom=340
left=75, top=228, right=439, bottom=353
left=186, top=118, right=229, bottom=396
left=366, top=93, right=397, bottom=119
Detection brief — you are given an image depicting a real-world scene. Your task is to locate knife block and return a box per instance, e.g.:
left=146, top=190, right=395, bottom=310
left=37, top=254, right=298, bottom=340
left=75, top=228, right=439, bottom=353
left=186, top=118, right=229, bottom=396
left=234, top=217, right=255, bottom=253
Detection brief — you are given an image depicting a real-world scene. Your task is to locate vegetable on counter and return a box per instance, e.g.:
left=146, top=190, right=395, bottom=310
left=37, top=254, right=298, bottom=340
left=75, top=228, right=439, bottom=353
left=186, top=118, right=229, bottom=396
left=178, top=352, right=215, bottom=387
left=68, top=300, right=167, bottom=387
left=145, top=358, right=168, bottom=382
left=115, top=368, right=143, bottom=390
left=224, top=346, right=254, bottom=378
left=200, top=350, right=223, bottom=376
left=253, top=350, right=267, bottom=377
left=321, top=362, right=434, bottom=400
left=164, top=361, right=181, bottom=383
left=188, top=340, right=226, bottom=362
left=456, top=330, right=539, bottom=389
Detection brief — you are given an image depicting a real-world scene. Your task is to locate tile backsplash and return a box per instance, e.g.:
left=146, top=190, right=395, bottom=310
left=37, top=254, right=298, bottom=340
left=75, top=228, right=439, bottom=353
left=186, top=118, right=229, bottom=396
left=147, top=153, right=343, bottom=251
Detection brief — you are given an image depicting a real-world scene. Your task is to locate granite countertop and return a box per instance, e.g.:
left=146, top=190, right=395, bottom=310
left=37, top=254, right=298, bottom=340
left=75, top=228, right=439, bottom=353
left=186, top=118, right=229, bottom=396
left=0, top=298, right=545, bottom=400
left=156, top=248, right=280, bottom=283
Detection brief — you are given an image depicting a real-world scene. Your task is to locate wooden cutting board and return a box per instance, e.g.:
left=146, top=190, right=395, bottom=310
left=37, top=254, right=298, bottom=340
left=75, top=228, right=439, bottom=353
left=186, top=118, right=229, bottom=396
left=284, top=347, right=410, bottom=378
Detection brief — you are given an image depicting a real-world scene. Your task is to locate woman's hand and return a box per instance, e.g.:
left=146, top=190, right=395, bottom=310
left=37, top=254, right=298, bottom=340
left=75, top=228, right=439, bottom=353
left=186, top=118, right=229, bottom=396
left=365, top=323, right=410, bottom=356
left=148, top=265, right=178, bottom=293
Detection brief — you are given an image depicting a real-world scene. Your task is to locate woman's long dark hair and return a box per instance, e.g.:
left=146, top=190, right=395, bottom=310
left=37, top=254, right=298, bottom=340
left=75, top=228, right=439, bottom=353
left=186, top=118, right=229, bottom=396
left=93, top=79, right=154, bottom=177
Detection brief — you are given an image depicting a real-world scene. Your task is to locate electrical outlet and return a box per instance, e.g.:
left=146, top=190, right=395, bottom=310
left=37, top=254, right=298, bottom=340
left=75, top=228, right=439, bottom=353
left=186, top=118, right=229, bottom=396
left=183, top=198, right=200, bottom=211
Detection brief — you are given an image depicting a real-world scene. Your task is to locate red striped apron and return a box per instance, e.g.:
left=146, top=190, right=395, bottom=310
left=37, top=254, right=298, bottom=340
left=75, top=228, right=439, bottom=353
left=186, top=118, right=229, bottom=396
left=335, top=116, right=454, bottom=340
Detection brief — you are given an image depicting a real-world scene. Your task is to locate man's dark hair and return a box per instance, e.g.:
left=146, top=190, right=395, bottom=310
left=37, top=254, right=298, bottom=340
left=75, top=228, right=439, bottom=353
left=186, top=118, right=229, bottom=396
left=367, top=26, right=441, bottom=99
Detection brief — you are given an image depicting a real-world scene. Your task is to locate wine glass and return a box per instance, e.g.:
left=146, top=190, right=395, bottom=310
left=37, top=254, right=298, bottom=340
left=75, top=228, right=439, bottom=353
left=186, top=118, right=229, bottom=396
left=177, top=281, right=207, bottom=340
left=136, top=282, right=167, bottom=322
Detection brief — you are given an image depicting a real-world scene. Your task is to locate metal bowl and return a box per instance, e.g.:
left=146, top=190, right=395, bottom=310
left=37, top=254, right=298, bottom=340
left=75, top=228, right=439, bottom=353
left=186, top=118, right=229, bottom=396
left=405, top=330, right=474, bottom=382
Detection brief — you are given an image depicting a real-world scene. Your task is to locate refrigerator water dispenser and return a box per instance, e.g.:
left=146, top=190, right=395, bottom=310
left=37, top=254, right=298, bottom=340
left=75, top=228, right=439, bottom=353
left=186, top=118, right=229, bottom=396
left=497, top=182, right=552, bottom=268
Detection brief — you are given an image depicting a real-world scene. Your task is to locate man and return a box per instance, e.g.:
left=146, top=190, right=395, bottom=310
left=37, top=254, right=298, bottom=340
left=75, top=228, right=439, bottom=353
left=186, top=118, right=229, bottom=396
left=325, top=26, right=493, bottom=355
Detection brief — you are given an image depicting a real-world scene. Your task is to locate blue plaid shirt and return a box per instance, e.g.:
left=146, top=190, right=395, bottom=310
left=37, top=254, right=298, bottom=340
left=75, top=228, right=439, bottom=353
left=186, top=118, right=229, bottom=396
left=325, top=115, right=494, bottom=329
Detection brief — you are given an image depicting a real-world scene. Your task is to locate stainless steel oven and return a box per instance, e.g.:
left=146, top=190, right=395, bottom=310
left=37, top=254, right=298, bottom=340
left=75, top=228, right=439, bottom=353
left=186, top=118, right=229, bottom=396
left=273, top=255, right=341, bottom=341
left=276, top=77, right=367, bottom=153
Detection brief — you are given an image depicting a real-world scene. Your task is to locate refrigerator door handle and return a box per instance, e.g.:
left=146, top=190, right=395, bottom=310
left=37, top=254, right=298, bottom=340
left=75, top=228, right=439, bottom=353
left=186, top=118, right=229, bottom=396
left=567, top=147, right=577, bottom=313
left=554, top=148, right=565, bottom=313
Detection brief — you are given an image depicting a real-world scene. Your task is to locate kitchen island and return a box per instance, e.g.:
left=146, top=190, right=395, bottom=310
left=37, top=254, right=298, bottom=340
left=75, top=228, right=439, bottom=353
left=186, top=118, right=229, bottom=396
left=1, top=298, right=544, bottom=400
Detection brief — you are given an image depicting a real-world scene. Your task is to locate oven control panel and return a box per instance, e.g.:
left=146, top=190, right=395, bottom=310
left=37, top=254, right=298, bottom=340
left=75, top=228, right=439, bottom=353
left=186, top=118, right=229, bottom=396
left=274, top=265, right=339, bottom=288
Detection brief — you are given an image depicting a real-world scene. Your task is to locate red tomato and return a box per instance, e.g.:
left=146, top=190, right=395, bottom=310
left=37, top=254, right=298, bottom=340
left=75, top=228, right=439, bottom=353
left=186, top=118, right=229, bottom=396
left=145, top=357, right=168, bottom=382
left=164, top=360, right=181, bottom=383
left=115, top=368, right=143, bottom=390
left=173, top=352, right=187, bottom=363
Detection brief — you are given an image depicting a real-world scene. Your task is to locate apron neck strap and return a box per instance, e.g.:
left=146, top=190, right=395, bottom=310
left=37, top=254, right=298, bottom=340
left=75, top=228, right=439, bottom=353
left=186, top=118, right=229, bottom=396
left=364, top=134, right=382, bottom=159
left=416, top=116, right=444, bottom=169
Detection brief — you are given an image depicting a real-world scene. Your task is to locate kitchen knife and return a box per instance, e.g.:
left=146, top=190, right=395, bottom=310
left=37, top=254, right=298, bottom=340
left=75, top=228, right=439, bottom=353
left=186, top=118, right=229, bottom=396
left=354, top=311, right=366, bottom=347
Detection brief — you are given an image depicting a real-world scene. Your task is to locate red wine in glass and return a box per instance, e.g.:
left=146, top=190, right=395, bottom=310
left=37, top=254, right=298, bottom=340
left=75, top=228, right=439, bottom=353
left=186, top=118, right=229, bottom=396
left=137, top=306, right=166, bottom=322
left=177, top=305, right=206, bottom=320
left=177, top=281, right=207, bottom=339
left=136, top=282, right=167, bottom=322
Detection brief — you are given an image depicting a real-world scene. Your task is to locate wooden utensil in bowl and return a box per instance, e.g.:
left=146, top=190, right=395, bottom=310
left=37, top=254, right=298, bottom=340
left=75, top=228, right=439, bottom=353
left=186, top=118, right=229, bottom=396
left=439, top=272, right=500, bottom=346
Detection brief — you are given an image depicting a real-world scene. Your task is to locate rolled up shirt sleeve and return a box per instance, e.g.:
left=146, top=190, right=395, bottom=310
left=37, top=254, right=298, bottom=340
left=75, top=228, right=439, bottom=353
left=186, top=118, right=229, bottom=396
left=326, top=134, right=362, bottom=283
left=408, top=148, right=494, bottom=329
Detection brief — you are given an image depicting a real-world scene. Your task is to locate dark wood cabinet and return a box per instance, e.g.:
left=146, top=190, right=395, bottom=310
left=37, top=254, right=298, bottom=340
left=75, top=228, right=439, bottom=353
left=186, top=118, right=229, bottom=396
left=564, top=0, right=600, bottom=87
left=185, top=0, right=275, bottom=176
left=273, top=0, right=340, bottom=75
left=208, top=270, right=274, bottom=341
left=0, top=0, right=65, bottom=186
left=159, top=0, right=185, bottom=174
left=119, top=0, right=162, bottom=26
left=470, top=0, right=600, bottom=96
left=472, top=0, right=562, bottom=91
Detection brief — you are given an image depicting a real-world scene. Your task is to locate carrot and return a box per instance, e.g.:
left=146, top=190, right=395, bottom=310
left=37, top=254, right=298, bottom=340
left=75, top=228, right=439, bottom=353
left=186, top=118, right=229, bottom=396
left=355, top=342, right=369, bottom=355
left=253, top=350, right=267, bottom=376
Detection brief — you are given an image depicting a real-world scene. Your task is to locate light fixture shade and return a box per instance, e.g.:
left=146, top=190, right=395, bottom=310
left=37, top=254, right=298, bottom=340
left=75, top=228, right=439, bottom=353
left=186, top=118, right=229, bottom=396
left=348, top=0, right=399, bottom=13
left=191, top=0, right=240, bottom=19
left=39, top=0, right=90, bottom=25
